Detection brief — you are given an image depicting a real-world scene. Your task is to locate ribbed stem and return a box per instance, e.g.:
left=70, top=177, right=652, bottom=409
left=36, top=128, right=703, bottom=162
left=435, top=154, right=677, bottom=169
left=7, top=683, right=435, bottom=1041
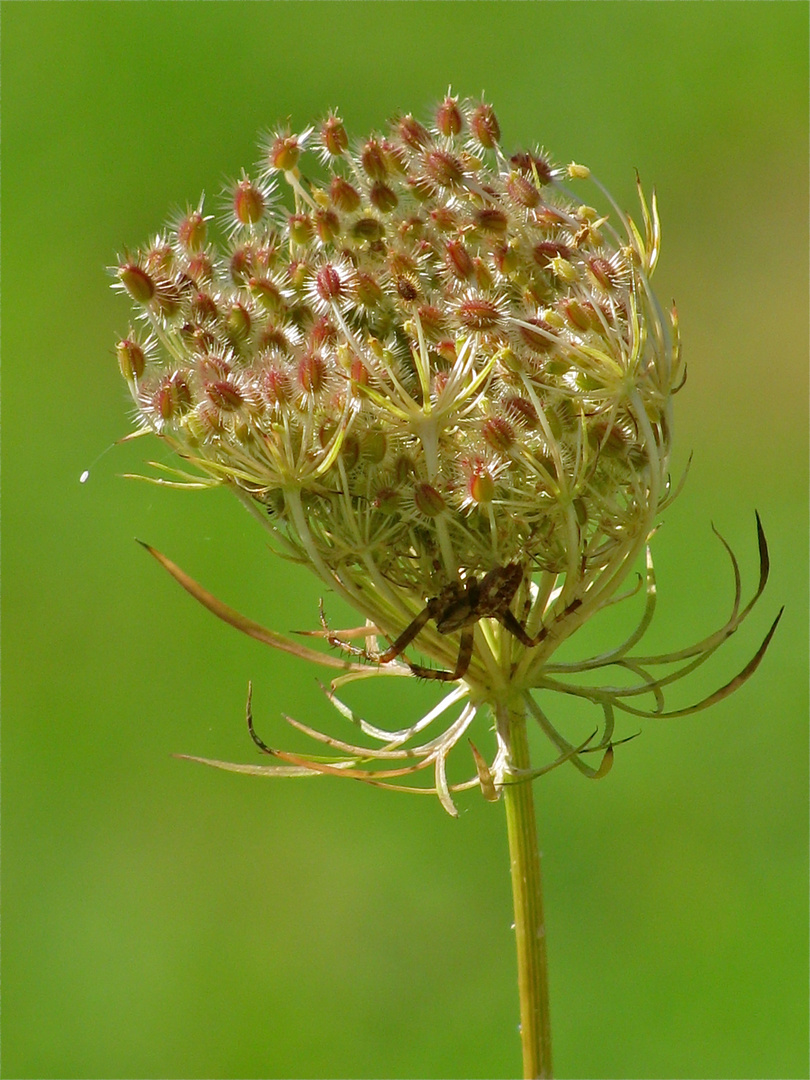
left=499, top=699, right=553, bottom=1079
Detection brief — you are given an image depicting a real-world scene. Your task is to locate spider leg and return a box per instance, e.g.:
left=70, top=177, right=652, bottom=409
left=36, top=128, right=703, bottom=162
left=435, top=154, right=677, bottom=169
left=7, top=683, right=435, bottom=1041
left=402, top=624, right=475, bottom=682
left=321, top=596, right=451, bottom=671
left=500, top=597, right=583, bottom=648
left=316, top=598, right=371, bottom=658
left=375, top=602, right=436, bottom=663
left=518, top=582, right=533, bottom=627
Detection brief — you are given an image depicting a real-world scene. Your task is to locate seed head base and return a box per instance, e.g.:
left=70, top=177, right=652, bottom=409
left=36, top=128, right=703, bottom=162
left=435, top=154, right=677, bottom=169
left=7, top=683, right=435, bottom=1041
left=150, top=513, right=779, bottom=816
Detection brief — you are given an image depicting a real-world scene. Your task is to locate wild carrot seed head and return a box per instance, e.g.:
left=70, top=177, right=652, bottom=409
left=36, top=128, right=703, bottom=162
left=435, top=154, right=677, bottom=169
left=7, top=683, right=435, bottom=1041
left=113, top=96, right=678, bottom=608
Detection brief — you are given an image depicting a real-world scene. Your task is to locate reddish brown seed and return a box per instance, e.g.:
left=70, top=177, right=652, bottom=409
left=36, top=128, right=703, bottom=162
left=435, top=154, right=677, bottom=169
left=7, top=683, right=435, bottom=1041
left=205, top=379, right=245, bottom=411
left=456, top=296, right=503, bottom=330
left=191, top=291, right=218, bottom=322
left=414, top=481, right=445, bottom=516
left=285, top=260, right=309, bottom=291
left=144, top=243, right=174, bottom=275
left=382, top=137, right=408, bottom=174
left=423, top=149, right=465, bottom=187
left=435, top=340, right=457, bottom=364
left=233, top=179, right=266, bottom=225
left=387, top=249, right=416, bottom=278
left=473, top=257, right=494, bottom=291
left=118, top=263, right=155, bottom=304
left=261, top=366, right=290, bottom=405
left=435, top=95, right=463, bottom=137
left=506, top=173, right=541, bottom=208
left=519, top=317, right=556, bottom=353
left=588, top=419, right=629, bottom=455
left=229, top=244, right=254, bottom=285
left=468, top=463, right=496, bottom=503
left=186, top=251, right=213, bottom=284
left=116, top=339, right=145, bottom=381
left=510, top=151, right=553, bottom=184
left=469, top=103, right=500, bottom=148
left=445, top=239, right=474, bottom=281
left=395, top=276, right=418, bottom=302
left=330, top=176, right=361, bottom=212
left=396, top=114, right=430, bottom=149
left=406, top=175, right=435, bottom=202
left=416, top=304, right=447, bottom=339
left=176, top=210, right=207, bottom=251
left=320, top=115, right=348, bottom=156
left=181, top=325, right=216, bottom=354
left=482, top=416, right=515, bottom=451
left=429, top=205, right=457, bottom=231
left=351, top=217, right=384, bottom=242
left=314, top=208, right=341, bottom=244
left=258, top=324, right=290, bottom=353
left=253, top=237, right=278, bottom=269
left=269, top=134, right=301, bottom=172
left=249, top=275, right=284, bottom=313
left=315, top=263, right=344, bottom=303
left=399, top=215, right=425, bottom=241
left=308, top=316, right=338, bottom=349
left=198, top=354, right=232, bottom=380
left=154, top=282, right=182, bottom=319
left=153, top=373, right=191, bottom=420
left=350, top=358, right=370, bottom=388
left=360, top=139, right=388, bottom=180
left=298, top=352, right=326, bottom=394
left=533, top=241, right=572, bottom=267
left=560, top=298, right=595, bottom=331
left=588, top=257, right=618, bottom=289
left=369, top=181, right=399, bottom=213
left=503, top=395, right=539, bottom=429
left=474, top=207, right=508, bottom=234
left=492, top=244, right=519, bottom=276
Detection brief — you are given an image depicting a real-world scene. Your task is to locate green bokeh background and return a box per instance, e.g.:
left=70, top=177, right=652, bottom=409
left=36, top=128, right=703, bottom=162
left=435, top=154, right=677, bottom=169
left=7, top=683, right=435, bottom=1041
left=3, top=3, right=807, bottom=1078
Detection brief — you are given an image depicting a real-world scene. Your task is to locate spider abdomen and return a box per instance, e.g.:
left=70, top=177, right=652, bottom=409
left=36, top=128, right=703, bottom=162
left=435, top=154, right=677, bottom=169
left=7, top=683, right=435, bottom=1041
left=433, top=564, right=525, bottom=635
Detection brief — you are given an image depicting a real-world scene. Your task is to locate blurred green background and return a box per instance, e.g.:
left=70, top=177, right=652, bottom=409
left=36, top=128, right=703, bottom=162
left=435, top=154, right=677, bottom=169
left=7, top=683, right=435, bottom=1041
left=2, top=3, right=807, bottom=1078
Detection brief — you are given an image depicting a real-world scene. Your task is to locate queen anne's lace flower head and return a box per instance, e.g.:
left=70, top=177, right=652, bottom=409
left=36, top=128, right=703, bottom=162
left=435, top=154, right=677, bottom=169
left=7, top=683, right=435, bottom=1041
left=115, top=95, right=779, bottom=814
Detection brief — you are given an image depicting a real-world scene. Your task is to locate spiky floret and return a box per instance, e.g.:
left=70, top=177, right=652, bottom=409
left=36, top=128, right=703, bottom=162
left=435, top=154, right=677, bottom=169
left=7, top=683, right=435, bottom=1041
left=115, top=96, right=778, bottom=813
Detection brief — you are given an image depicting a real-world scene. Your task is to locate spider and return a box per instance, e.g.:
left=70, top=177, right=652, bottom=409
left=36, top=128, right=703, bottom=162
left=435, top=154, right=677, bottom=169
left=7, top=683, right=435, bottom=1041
left=326, top=563, right=580, bottom=681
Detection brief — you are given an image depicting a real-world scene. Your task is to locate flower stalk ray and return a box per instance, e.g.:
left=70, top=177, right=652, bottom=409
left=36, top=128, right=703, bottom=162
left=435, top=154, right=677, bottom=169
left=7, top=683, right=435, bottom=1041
left=143, top=507, right=778, bottom=815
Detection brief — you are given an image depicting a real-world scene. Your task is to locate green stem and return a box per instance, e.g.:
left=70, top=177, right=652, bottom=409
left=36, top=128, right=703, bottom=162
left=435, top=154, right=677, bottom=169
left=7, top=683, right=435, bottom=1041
left=500, top=699, right=553, bottom=1080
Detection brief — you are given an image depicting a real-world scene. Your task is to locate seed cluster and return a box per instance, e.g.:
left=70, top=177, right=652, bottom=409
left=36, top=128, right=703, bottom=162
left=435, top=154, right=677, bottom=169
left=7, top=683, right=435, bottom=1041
left=114, top=95, right=679, bottom=609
